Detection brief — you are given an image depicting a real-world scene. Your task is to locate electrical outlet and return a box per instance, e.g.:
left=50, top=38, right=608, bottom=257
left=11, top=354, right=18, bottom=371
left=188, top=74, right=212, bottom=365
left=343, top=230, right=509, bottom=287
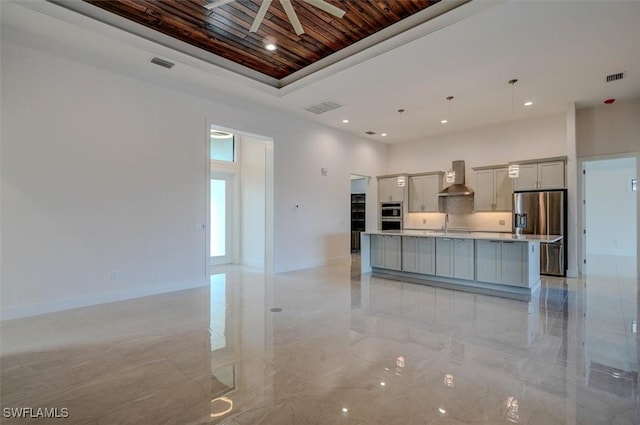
left=499, top=220, right=506, bottom=226
left=423, top=219, right=427, bottom=224
left=110, top=270, right=119, bottom=280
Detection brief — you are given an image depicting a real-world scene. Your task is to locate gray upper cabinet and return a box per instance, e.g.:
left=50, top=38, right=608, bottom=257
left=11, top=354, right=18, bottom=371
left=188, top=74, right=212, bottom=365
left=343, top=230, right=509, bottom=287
left=474, top=167, right=512, bottom=211
left=513, top=160, right=565, bottom=191
left=408, top=173, right=443, bottom=212
left=378, top=176, right=405, bottom=203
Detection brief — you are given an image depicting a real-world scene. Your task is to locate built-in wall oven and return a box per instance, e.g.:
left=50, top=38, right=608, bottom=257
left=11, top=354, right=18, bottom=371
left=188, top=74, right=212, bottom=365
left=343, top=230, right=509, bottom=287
left=380, top=202, right=403, bottom=231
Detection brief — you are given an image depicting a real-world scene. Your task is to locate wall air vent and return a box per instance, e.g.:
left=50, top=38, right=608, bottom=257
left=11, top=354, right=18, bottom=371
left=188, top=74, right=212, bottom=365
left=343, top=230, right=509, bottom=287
left=365, top=131, right=376, bottom=135
left=150, top=57, right=175, bottom=69
left=606, top=72, right=625, bottom=83
left=304, top=100, right=343, bottom=114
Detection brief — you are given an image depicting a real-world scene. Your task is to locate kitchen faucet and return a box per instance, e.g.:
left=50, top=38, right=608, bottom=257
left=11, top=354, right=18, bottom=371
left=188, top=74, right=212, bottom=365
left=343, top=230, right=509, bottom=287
left=443, top=213, right=449, bottom=234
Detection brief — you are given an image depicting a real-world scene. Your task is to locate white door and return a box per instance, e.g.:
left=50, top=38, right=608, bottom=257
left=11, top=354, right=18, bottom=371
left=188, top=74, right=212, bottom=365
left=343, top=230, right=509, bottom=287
left=211, top=172, right=234, bottom=265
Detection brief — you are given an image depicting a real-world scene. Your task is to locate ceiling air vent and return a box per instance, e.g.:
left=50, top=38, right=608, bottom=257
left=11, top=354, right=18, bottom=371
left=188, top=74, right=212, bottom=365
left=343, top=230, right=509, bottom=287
left=365, top=131, right=376, bottom=135
left=304, top=100, right=343, bottom=114
left=150, top=57, right=175, bottom=69
left=606, top=72, right=625, bottom=83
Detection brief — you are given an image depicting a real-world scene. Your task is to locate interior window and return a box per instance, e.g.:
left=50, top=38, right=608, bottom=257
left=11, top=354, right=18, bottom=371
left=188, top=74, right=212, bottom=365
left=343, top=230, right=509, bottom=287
left=211, top=128, right=235, bottom=162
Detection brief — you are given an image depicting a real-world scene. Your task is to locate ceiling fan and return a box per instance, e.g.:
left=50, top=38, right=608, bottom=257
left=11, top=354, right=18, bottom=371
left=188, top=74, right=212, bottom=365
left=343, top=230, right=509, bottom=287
left=205, top=0, right=346, bottom=35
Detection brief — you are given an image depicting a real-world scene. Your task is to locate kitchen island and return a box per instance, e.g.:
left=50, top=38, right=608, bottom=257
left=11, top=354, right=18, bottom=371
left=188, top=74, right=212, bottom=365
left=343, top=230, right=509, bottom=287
left=361, top=230, right=562, bottom=301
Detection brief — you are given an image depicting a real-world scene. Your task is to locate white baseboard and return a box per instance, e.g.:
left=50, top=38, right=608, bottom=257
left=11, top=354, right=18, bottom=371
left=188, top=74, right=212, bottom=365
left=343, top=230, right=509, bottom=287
left=240, top=259, right=265, bottom=268
left=276, top=255, right=351, bottom=273
left=0, top=279, right=208, bottom=321
left=567, top=268, right=579, bottom=278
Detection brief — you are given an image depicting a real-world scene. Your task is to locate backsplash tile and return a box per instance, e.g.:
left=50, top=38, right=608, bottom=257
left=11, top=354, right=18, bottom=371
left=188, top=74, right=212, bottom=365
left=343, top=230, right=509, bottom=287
left=405, top=197, right=512, bottom=232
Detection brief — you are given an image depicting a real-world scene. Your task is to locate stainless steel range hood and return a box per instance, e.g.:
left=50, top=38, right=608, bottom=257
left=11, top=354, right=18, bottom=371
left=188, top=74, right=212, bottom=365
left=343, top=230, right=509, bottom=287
left=438, top=160, right=474, bottom=197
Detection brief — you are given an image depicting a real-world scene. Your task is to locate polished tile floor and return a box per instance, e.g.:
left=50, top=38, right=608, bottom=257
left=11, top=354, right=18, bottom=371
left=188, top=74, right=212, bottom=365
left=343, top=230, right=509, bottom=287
left=1, top=261, right=638, bottom=424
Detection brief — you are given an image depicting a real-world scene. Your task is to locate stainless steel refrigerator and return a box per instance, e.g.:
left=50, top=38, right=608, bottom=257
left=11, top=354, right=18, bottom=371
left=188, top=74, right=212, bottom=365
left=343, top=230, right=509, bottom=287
left=513, top=189, right=567, bottom=276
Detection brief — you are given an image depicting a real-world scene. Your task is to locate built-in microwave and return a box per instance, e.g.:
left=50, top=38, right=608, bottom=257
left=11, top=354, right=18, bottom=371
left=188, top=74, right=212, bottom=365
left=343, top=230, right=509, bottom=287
left=380, top=202, right=402, bottom=218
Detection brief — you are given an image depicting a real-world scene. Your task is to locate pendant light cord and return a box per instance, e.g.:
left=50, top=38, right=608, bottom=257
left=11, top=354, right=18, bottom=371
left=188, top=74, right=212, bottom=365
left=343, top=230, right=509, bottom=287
left=509, top=79, right=517, bottom=163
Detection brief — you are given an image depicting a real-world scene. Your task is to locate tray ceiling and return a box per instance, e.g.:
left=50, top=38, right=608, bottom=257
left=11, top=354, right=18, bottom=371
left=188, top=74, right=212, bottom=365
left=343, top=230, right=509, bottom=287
left=66, top=0, right=462, bottom=85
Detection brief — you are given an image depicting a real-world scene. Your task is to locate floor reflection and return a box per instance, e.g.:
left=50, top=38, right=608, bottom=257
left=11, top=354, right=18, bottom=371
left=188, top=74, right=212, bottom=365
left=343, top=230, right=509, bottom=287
left=0, top=261, right=637, bottom=424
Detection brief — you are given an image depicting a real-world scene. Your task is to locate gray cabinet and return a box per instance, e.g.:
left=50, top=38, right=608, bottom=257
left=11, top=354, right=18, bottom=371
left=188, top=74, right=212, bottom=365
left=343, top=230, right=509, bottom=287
left=370, top=234, right=402, bottom=270
left=454, top=239, right=475, bottom=280
left=501, top=241, right=528, bottom=287
left=436, top=238, right=474, bottom=280
left=476, top=240, right=502, bottom=283
left=402, top=236, right=435, bottom=275
left=513, top=160, right=565, bottom=191
left=408, top=173, right=443, bottom=212
left=476, top=240, right=529, bottom=287
left=435, top=238, right=455, bottom=277
left=474, top=168, right=512, bottom=211
left=378, top=176, right=405, bottom=203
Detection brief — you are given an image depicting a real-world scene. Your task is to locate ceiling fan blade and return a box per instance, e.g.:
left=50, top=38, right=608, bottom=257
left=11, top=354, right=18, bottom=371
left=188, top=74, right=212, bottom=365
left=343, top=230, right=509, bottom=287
left=250, top=0, right=272, bottom=32
left=280, top=0, right=304, bottom=35
left=204, top=0, right=235, bottom=10
left=302, top=0, right=346, bottom=18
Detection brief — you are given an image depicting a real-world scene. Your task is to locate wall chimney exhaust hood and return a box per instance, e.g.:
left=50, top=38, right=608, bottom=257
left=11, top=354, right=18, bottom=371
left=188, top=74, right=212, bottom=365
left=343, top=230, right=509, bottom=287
left=438, top=160, right=474, bottom=197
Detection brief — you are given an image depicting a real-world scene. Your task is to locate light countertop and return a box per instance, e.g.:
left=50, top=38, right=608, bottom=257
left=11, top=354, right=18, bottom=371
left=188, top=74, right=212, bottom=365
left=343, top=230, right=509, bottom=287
left=364, top=230, right=562, bottom=243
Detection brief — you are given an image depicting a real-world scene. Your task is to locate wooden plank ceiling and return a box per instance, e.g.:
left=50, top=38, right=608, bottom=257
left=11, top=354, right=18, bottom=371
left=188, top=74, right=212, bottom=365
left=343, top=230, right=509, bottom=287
left=83, top=0, right=441, bottom=80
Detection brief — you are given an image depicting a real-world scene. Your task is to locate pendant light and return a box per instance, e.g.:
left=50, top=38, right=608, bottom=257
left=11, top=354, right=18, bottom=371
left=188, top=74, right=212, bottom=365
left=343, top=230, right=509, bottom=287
left=444, top=96, right=456, bottom=184
left=507, top=79, right=520, bottom=178
left=397, top=108, right=407, bottom=187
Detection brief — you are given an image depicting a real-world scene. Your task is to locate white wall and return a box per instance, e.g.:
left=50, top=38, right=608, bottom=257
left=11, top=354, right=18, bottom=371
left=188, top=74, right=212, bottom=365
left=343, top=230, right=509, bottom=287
left=585, top=158, right=636, bottom=256
left=389, top=113, right=567, bottom=232
left=577, top=99, right=640, bottom=158
left=388, top=113, right=567, bottom=177
left=0, top=31, right=387, bottom=318
left=239, top=135, right=266, bottom=268
left=576, top=99, right=640, bottom=277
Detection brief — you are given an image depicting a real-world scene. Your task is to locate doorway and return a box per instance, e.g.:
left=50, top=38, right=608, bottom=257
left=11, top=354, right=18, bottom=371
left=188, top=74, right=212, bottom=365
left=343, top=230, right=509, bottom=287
left=581, top=156, right=638, bottom=278
left=207, top=123, right=274, bottom=273
left=350, top=175, right=368, bottom=253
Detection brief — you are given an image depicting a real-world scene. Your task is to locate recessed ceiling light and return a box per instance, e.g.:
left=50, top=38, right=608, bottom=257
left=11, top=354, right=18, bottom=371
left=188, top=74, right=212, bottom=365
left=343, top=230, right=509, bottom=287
left=381, top=133, right=387, bottom=137
left=524, top=101, right=533, bottom=106
left=342, top=119, right=349, bottom=123
left=441, top=119, right=448, bottom=124
left=265, top=43, right=277, bottom=51
left=342, top=408, right=348, bottom=413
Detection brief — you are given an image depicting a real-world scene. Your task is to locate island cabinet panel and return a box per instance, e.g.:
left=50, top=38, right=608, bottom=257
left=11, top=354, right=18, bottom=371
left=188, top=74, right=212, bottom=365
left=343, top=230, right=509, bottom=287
left=454, top=239, right=475, bottom=280
left=475, top=240, right=529, bottom=287
left=476, top=240, right=502, bottom=283
left=501, top=241, right=528, bottom=287
left=371, top=235, right=385, bottom=268
left=435, top=238, right=455, bottom=277
left=402, top=236, right=435, bottom=274
left=371, top=234, right=402, bottom=270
